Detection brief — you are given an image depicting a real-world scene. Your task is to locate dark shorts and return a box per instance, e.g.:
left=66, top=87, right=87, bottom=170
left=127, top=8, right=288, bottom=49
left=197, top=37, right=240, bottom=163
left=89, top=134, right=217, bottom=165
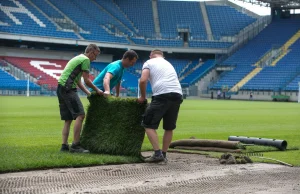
left=142, top=92, right=183, bottom=130
left=57, top=85, right=85, bottom=120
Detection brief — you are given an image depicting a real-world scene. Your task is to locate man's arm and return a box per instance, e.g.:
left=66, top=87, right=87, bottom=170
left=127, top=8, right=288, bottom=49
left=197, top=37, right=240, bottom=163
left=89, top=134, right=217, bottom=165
left=115, top=82, right=121, bottom=97
left=78, top=80, right=91, bottom=96
left=137, top=69, right=150, bottom=103
left=82, top=71, right=103, bottom=95
left=103, top=72, right=113, bottom=97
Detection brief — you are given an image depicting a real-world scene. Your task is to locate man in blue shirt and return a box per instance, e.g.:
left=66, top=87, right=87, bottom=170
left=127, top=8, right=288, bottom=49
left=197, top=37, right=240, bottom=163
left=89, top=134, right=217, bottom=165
left=92, top=50, right=138, bottom=97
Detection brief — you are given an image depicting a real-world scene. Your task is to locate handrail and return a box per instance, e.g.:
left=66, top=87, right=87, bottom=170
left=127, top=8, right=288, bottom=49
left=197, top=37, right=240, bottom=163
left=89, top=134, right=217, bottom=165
left=256, top=45, right=285, bottom=67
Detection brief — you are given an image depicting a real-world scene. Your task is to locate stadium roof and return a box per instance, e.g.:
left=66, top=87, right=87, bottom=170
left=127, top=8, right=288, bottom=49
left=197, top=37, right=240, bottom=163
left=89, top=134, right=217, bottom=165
left=235, top=0, right=300, bottom=9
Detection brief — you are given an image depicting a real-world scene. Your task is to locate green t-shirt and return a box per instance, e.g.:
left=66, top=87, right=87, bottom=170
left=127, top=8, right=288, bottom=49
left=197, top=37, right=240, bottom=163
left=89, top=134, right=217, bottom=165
left=58, top=54, right=90, bottom=90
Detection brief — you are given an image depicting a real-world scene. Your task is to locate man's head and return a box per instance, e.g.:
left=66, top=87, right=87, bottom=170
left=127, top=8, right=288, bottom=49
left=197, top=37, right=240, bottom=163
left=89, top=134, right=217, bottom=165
left=122, top=50, right=138, bottom=68
left=85, top=44, right=100, bottom=62
left=149, top=49, right=164, bottom=59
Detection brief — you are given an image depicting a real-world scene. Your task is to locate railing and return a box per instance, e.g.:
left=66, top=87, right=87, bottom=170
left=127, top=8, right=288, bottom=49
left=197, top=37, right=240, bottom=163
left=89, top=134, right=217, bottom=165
left=128, top=15, right=271, bottom=43
left=216, top=15, right=272, bottom=64
left=256, top=44, right=282, bottom=67
left=177, top=24, right=190, bottom=32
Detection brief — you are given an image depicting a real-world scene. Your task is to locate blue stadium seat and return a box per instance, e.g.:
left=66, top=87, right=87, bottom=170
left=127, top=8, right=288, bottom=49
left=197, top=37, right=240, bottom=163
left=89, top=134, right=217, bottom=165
left=48, top=0, right=129, bottom=44
left=206, top=5, right=256, bottom=38
left=0, top=69, right=40, bottom=91
left=211, top=18, right=300, bottom=91
left=243, top=38, right=300, bottom=91
left=157, top=1, right=206, bottom=39
left=115, top=0, right=155, bottom=38
left=0, top=0, right=78, bottom=39
left=181, top=60, right=215, bottom=86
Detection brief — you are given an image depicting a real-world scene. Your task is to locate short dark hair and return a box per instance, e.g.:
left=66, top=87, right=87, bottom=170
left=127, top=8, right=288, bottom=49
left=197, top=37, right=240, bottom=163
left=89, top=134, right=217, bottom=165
left=151, top=49, right=164, bottom=57
left=85, top=44, right=100, bottom=54
left=123, top=50, right=138, bottom=60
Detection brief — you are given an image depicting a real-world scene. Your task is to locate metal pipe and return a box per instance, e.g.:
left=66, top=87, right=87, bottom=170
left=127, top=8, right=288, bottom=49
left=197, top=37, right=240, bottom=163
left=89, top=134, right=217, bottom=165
left=228, top=136, right=287, bottom=151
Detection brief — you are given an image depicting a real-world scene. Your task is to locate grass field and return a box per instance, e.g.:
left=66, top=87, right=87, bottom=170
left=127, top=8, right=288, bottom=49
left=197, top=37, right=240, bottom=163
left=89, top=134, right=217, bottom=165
left=0, top=96, right=299, bottom=173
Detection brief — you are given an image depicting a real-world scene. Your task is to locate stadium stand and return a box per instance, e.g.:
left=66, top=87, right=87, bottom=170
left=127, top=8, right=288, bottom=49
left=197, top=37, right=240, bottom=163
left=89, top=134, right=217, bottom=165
left=0, top=68, right=40, bottom=91
left=189, top=41, right=233, bottom=48
left=210, top=18, right=300, bottom=91
left=168, top=59, right=190, bottom=75
left=206, top=4, right=257, bottom=38
left=94, top=0, right=138, bottom=34
left=242, top=38, right=300, bottom=91
left=1, top=56, right=100, bottom=92
left=91, top=62, right=109, bottom=72
left=285, top=75, right=300, bottom=91
left=179, top=60, right=199, bottom=78
left=130, top=37, right=147, bottom=45
left=0, top=0, right=258, bottom=49
left=157, top=1, right=206, bottom=39
left=114, top=0, right=155, bottom=37
left=72, top=0, right=132, bottom=36
left=1, top=0, right=299, bottom=101
left=148, top=39, right=183, bottom=47
left=48, top=0, right=129, bottom=43
left=127, top=58, right=188, bottom=77
left=30, top=0, right=64, bottom=19
left=3, top=56, right=67, bottom=90
left=0, top=0, right=78, bottom=39
left=121, top=72, right=139, bottom=89
left=180, top=60, right=216, bottom=86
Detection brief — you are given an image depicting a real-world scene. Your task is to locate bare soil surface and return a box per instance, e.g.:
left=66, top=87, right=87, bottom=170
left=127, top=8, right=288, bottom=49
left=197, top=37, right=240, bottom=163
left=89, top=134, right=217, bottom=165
left=0, top=152, right=299, bottom=194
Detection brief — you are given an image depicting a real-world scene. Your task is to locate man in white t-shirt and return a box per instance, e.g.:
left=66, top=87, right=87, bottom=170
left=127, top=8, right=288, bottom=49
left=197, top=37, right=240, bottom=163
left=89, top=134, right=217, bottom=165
left=137, top=49, right=183, bottom=163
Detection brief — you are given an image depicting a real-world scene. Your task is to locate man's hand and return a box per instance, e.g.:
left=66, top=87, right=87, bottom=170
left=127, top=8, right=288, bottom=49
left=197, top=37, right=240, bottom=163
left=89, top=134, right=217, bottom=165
left=96, top=89, right=104, bottom=96
left=103, top=91, right=111, bottom=98
left=137, top=97, right=147, bottom=104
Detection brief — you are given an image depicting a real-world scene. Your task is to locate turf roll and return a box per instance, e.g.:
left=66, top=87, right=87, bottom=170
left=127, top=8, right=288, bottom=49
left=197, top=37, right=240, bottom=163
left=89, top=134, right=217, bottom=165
left=169, top=139, right=240, bottom=149
left=81, top=94, right=147, bottom=156
left=174, top=146, right=242, bottom=153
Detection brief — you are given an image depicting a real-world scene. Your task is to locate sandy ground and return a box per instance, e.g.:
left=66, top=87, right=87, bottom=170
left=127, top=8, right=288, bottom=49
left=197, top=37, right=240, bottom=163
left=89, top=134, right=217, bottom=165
left=0, top=152, right=299, bottom=194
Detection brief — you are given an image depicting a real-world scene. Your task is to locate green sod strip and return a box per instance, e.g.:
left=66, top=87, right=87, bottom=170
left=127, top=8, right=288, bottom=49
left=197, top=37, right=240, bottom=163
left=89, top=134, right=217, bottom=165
left=81, top=95, right=147, bottom=157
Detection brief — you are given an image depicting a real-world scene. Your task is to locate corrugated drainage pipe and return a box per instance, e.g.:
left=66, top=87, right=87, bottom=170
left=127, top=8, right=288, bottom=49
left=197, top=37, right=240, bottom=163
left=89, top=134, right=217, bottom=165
left=228, top=136, right=287, bottom=151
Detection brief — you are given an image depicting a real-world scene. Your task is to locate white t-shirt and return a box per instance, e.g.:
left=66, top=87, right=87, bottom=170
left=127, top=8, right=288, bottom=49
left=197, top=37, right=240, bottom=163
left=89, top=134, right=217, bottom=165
left=142, top=57, right=182, bottom=96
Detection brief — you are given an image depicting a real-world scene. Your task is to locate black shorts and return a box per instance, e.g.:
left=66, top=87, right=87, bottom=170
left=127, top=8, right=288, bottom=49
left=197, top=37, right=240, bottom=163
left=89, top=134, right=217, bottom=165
left=57, top=85, right=85, bottom=120
left=142, top=92, right=183, bottom=130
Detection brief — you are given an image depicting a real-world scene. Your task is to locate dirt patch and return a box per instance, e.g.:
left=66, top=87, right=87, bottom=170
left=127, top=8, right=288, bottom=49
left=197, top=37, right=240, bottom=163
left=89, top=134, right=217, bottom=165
left=0, top=152, right=299, bottom=194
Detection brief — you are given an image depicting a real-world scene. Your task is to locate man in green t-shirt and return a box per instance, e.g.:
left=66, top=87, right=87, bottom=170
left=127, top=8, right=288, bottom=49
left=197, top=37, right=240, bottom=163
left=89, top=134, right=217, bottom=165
left=57, top=44, right=103, bottom=153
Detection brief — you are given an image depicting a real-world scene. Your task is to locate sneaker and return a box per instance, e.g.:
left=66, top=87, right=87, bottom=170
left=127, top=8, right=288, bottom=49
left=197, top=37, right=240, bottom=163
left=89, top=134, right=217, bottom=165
left=70, top=142, right=90, bottom=153
left=164, top=157, right=168, bottom=163
left=60, top=144, right=69, bottom=152
left=144, top=154, right=165, bottom=163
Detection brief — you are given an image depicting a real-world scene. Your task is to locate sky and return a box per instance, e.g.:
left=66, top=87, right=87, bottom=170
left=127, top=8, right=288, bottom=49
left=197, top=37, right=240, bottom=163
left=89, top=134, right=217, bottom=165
left=160, top=0, right=300, bottom=16
left=227, top=0, right=271, bottom=15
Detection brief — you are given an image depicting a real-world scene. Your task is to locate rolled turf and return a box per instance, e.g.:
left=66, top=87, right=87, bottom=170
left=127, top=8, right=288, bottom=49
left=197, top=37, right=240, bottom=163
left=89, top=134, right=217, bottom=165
left=81, top=94, right=147, bottom=156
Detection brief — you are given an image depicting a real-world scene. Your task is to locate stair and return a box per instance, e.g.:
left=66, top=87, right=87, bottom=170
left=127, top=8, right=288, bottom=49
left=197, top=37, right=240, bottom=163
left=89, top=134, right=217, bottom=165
left=230, top=30, right=300, bottom=92
left=270, top=30, right=300, bottom=66
left=45, top=0, right=86, bottom=38
left=91, top=1, right=135, bottom=36
left=178, top=61, right=192, bottom=78
left=112, top=0, right=138, bottom=33
left=126, top=36, right=135, bottom=44
left=283, top=30, right=300, bottom=49
left=27, top=0, right=59, bottom=29
left=152, top=0, right=161, bottom=37
left=230, top=67, right=262, bottom=92
left=179, top=62, right=202, bottom=81
left=199, top=2, right=212, bottom=40
left=270, top=50, right=291, bottom=66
